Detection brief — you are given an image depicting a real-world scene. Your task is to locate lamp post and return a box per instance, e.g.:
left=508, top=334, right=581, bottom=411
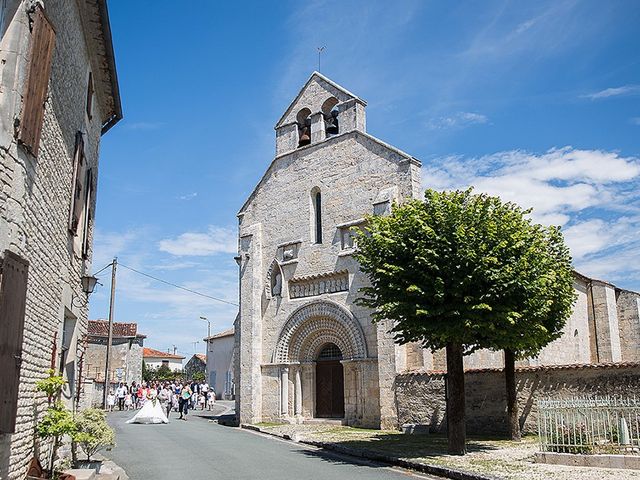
left=199, top=316, right=210, bottom=383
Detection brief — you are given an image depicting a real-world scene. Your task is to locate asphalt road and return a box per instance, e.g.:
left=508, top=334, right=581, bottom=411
left=105, top=402, right=436, bottom=480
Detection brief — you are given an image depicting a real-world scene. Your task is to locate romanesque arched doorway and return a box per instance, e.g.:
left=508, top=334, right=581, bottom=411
left=315, top=343, right=344, bottom=418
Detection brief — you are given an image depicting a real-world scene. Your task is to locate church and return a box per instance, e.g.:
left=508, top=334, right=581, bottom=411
left=235, top=73, right=640, bottom=431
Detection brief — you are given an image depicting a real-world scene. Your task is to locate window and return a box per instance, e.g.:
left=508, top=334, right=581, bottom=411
left=318, top=343, right=343, bottom=360
left=18, top=5, right=56, bottom=156
left=86, top=72, right=94, bottom=120
left=162, top=360, right=169, bottom=367
left=312, top=188, right=322, bottom=244
left=81, top=169, right=94, bottom=258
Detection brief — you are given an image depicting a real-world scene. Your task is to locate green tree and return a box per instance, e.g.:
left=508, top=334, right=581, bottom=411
left=354, top=189, right=574, bottom=452
left=156, top=364, right=173, bottom=380
left=192, top=371, right=205, bottom=383
left=73, top=408, right=115, bottom=461
left=36, top=401, right=77, bottom=474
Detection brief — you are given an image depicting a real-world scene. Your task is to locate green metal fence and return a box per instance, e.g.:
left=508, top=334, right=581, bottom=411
left=538, top=396, right=640, bottom=454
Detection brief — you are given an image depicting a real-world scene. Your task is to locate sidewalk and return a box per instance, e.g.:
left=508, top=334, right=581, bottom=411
left=243, top=424, right=640, bottom=480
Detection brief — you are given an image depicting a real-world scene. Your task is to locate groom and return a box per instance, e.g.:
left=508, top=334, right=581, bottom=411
left=178, top=383, right=192, bottom=420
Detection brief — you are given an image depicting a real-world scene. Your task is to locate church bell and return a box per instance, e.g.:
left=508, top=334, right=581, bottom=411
left=298, top=124, right=311, bottom=146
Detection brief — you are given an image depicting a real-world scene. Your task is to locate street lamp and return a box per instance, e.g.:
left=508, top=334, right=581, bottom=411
left=199, top=316, right=211, bottom=340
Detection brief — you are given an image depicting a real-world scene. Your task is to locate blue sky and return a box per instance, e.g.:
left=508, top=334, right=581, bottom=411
left=89, top=0, right=640, bottom=358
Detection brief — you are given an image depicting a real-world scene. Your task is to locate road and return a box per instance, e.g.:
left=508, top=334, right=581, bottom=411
left=106, top=402, right=436, bottom=480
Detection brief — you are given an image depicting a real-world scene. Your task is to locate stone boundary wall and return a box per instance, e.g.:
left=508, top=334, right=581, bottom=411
left=393, top=363, right=640, bottom=435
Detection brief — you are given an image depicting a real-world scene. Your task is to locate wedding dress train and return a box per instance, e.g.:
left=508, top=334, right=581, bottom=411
left=126, top=390, right=168, bottom=424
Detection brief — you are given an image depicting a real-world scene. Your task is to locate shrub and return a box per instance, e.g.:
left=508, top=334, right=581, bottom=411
left=73, top=408, right=115, bottom=461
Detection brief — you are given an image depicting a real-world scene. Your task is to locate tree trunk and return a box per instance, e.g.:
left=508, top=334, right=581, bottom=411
left=445, top=342, right=466, bottom=455
left=504, top=349, right=521, bottom=441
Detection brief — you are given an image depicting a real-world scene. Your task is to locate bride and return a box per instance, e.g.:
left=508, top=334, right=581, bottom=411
left=126, top=384, right=168, bottom=424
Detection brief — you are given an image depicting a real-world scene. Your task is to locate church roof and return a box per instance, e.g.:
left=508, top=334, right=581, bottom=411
left=274, top=71, right=366, bottom=128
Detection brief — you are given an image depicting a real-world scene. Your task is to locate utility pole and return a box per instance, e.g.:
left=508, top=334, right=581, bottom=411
left=102, top=257, right=117, bottom=409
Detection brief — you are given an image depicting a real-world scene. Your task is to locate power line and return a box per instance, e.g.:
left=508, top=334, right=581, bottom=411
left=117, top=262, right=239, bottom=307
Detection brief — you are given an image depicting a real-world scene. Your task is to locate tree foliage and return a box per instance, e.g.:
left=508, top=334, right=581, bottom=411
left=73, top=408, right=115, bottom=461
left=36, top=401, right=76, bottom=440
left=354, top=189, right=575, bottom=356
left=192, top=371, right=205, bottom=382
left=36, top=369, right=67, bottom=401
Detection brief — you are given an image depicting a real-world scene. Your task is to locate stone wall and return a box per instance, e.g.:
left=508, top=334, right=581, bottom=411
left=394, top=363, right=640, bottom=435
left=0, top=1, right=107, bottom=478
left=84, top=338, right=144, bottom=385
left=617, top=290, right=640, bottom=362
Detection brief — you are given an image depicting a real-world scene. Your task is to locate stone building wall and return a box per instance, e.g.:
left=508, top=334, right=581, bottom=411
left=84, top=338, right=144, bottom=385
left=394, top=363, right=640, bottom=435
left=0, top=1, right=116, bottom=478
left=617, top=290, right=640, bottom=362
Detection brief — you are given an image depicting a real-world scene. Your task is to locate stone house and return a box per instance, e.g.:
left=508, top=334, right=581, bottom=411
left=205, top=327, right=235, bottom=399
left=235, top=72, right=640, bottom=432
left=0, top=1, right=120, bottom=478
left=143, top=347, right=184, bottom=372
left=184, top=353, right=206, bottom=380
left=84, top=319, right=145, bottom=385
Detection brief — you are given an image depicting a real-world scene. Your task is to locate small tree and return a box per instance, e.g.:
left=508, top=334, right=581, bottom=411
left=354, top=189, right=574, bottom=453
left=192, top=371, right=205, bottom=383
left=73, top=409, right=115, bottom=461
left=36, top=370, right=74, bottom=474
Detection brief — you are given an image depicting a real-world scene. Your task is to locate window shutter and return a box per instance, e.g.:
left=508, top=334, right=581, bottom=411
left=0, top=250, right=29, bottom=434
left=68, top=132, right=85, bottom=234
left=18, top=5, right=56, bottom=156
left=81, top=168, right=93, bottom=258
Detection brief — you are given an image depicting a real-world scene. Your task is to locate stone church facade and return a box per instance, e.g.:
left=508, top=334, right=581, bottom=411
left=236, top=73, right=640, bottom=431
left=236, top=72, right=421, bottom=428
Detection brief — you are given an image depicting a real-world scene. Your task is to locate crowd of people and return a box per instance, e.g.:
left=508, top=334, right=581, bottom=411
left=106, top=380, right=215, bottom=421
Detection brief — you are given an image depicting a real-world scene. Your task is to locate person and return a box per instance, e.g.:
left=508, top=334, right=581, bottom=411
left=106, top=389, right=115, bottom=412
left=115, top=383, right=127, bottom=411
left=159, top=384, right=172, bottom=419
left=198, top=391, right=205, bottom=410
left=207, top=390, right=215, bottom=411
left=124, top=392, right=133, bottom=411
left=126, top=385, right=168, bottom=424
left=178, top=383, right=192, bottom=420
left=200, top=382, right=209, bottom=409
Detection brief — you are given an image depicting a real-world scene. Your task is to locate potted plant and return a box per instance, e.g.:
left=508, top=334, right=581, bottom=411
left=33, top=370, right=76, bottom=478
left=72, top=408, right=115, bottom=469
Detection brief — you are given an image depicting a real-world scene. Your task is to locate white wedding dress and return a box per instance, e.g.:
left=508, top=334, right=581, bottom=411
left=126, top=389, right=168, bottom=424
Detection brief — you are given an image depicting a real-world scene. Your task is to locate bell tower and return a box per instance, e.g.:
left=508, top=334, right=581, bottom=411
left=274, top=72, right=367, bottom=156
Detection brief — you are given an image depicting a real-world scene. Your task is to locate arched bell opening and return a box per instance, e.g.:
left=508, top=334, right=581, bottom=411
left=296, top=108, right=311, bottom=147
left=321, top=97, right=339, bottom=137
left=315, top=343, right=344, bottom=418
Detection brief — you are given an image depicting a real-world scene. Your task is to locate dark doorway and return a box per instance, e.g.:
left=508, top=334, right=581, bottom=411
left=315, top=344, right=344, bottom=418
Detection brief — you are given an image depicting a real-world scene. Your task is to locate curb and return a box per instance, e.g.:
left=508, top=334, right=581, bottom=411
left=241, top=424, right=500, bottom=480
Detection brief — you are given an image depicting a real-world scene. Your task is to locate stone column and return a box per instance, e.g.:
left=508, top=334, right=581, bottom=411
left=294, top=366, right=302, bottom=417
left=280, top=366, right=289, bottom=417
left=310, top=112, right=326, bottom=144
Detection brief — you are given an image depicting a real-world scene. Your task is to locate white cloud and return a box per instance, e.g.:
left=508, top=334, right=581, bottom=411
left=426, top=112, right=489, bottom=130
left=422, top=147, right=640, bottom=288
left=583, top=84, right=640, bottom=100
left=177, top=192, right=198, bottom=201
left=158, top=226, right=236, bottom=256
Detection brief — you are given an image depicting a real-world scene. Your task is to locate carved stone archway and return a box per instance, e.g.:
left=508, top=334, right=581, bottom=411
left=272, top=300, right=367, bottom=363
